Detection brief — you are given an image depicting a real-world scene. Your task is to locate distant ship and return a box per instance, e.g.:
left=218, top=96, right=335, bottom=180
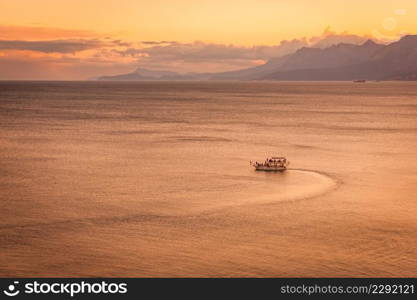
left=353, top=79, right=366, bottom=83
left=250, top=157, right=289, bottom=172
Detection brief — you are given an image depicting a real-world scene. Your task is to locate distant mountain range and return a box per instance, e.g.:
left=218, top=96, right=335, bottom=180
left=98, top=35, right=417, bottom=81
left=97, top=68, right=208, bottom=81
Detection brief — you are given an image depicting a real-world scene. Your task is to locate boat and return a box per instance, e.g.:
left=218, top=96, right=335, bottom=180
left=250, top=157, right=289, bottom=172
left=353, top=79, right=366, bottom=83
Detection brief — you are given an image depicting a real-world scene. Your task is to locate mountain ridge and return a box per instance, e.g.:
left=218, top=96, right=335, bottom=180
left=97, top=35, right=417, bottom=81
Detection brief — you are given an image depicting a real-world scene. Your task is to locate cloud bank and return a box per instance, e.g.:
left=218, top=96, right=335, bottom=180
left=109, top=28, right=380, bottom=73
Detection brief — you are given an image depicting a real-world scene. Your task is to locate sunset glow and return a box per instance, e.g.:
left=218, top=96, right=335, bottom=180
left=0, top=0, right=416, bottom=79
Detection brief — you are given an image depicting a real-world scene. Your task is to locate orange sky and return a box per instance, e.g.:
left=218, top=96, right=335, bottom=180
left=0, top=0, right=416, bottom=79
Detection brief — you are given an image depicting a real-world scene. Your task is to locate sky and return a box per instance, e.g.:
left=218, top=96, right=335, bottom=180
left=0, top=0, right=416, bottom=79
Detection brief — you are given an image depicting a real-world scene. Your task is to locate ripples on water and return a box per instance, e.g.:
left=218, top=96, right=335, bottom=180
left=0, top=81, right=417, bottom=277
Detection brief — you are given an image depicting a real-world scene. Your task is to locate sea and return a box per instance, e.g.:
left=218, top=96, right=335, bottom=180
left=0, top=81, right=416, bottom=277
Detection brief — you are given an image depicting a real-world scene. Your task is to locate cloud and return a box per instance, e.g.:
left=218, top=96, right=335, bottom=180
left=0, top=39, right=112, bottom=53
left=310, top=26, right=375, bottom=48
left=111, top=40, right=132, bottom=47
left=140, top=41, right=178, bottom=45
left=112, top=39, right=309, bottom=72
left=118, top=39, right=307, bottom=61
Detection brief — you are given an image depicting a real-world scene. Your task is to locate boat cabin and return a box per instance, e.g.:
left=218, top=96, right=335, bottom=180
left=268, top=157, right=287, bottom=164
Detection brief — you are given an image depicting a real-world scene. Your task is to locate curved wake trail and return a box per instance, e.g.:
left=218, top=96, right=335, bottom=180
left=0, top=169, right=339, bottom=232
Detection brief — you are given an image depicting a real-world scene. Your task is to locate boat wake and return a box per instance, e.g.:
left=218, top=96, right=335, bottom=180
left=0, top=169, right=339, bottom=233
left=232, top=168, right=339, bottom=208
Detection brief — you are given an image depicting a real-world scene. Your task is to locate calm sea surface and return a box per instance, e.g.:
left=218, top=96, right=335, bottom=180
left=1, top=81, right=417, bottom=277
